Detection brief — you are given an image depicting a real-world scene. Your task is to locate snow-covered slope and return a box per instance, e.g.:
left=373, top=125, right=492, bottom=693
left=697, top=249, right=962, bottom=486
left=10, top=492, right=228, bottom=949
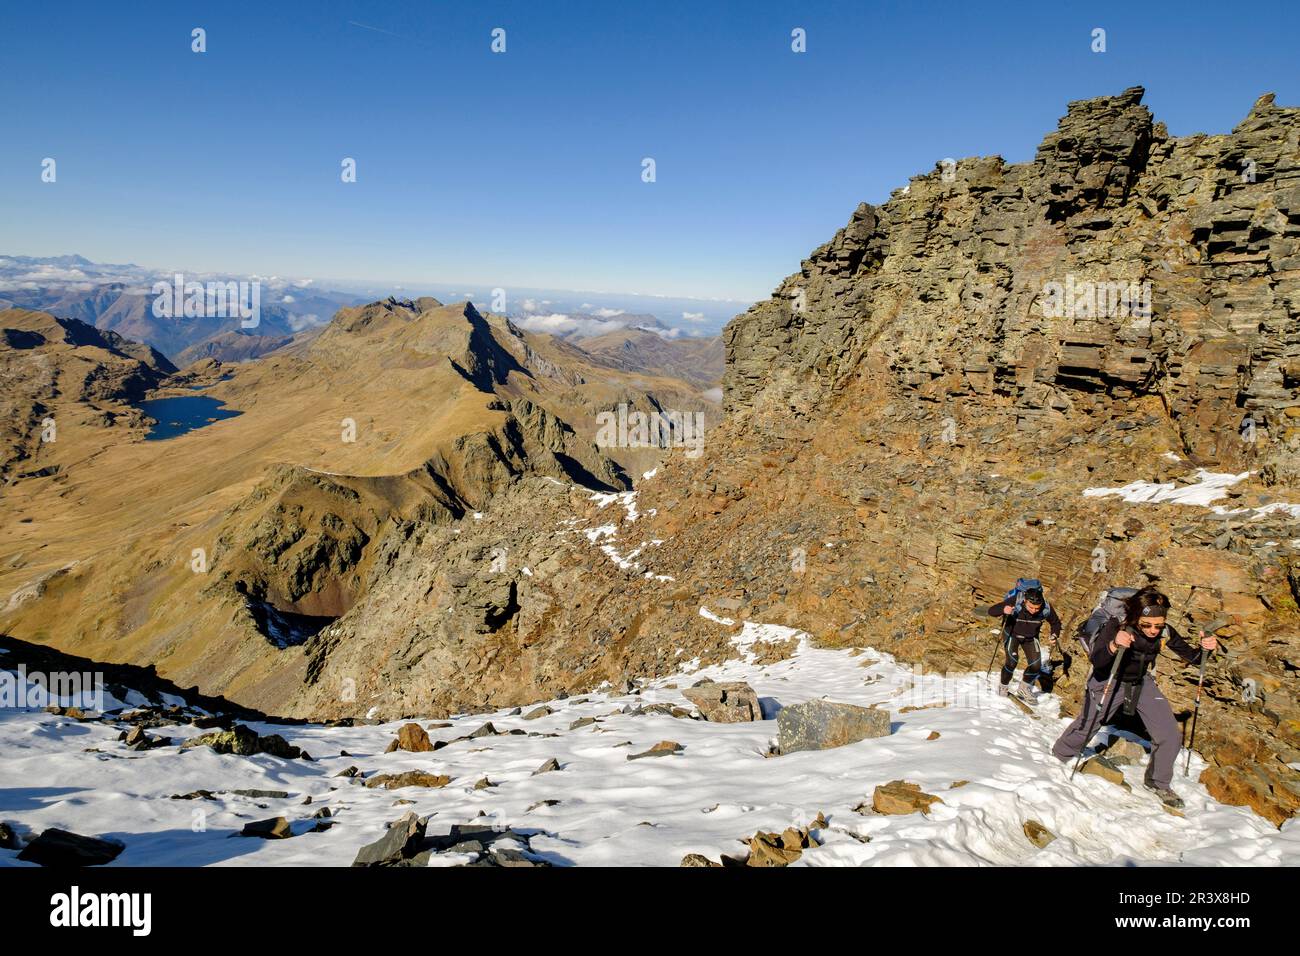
left=2, top=635, right=1296, bottom=867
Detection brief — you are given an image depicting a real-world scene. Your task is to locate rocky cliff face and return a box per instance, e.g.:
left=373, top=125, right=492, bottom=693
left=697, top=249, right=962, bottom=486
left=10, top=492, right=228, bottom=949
left=725, top=87, right=1300, bottom=479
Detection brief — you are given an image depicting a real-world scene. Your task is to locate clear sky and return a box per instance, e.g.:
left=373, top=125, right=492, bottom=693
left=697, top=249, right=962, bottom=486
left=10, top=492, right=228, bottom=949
left=3, top=0, right=1297, bottom=302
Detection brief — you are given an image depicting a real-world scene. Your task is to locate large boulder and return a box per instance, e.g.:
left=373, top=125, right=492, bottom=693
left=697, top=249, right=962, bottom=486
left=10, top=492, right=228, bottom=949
left=180, top=723, right=307, bottom=759
left=16, top=829, right=124, bottom=866
left=777, top=699, right=891, bottom=754
left=682, top=680, right=761, bottom=722
left=385, top=722, right=435, bottom=753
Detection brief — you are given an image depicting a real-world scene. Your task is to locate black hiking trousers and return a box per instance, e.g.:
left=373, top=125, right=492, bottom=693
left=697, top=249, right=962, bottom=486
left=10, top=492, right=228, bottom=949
left=1000, top=633, right=1041, bottom=687
left=1051, top=673, right=1183, bottom=790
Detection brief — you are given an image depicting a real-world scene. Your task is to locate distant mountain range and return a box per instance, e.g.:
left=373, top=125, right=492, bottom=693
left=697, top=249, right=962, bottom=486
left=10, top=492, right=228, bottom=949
left=0, top=256, right=736, bottom=367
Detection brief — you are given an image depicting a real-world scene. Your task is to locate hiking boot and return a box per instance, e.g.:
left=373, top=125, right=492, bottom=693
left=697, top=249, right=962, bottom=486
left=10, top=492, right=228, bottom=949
left=1015, top=681, right=1038, bottom=704
left=1143, top=782, right=1185, bottom=809
left=995, top=682, right=1009, bottom=697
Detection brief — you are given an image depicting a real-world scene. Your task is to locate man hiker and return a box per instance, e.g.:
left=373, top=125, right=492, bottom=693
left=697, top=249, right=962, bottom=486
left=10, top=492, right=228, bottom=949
left=988, top=583, right=1061, bottom=701
left=1050, top=587, right=1217, bottom=809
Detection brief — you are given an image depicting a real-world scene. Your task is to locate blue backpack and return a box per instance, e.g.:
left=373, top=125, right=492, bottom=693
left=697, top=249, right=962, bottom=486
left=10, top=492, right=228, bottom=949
left=1003, top=578, right=1051, bottom=618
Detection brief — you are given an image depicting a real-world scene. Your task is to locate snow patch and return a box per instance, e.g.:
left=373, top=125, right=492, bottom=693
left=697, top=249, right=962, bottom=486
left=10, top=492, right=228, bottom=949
left=699, top=606, right=736, bottom=627
left=1083, top=470, right=1249, bottom=507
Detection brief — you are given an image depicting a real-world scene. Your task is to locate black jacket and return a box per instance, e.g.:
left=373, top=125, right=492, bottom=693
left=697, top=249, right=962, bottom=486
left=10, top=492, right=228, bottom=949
left=987, top=601, right=1062, bottom=642
left=1089, top=617, right=1203, bottom=683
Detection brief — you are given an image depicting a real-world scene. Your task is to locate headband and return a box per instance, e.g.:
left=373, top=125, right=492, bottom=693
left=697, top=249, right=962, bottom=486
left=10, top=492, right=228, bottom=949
left=1140, top=605, right=1166, bottom=617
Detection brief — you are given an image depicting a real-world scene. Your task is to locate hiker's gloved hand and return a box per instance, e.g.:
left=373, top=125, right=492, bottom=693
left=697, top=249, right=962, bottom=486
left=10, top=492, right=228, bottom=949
left=1200, top=634, right=1217, bottom=652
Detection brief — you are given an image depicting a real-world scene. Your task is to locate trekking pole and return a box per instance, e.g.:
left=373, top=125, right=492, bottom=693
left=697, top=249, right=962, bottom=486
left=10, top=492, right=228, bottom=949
left=984, top=629, right=1005, bottom=681
left=1183, top=648, right=1208, bottom=777
left=1182, top=618, right=1225, bottom=777
left=975, top=606, right=1007, bottom=681
left=1070, top=645, right=1127, bottom=780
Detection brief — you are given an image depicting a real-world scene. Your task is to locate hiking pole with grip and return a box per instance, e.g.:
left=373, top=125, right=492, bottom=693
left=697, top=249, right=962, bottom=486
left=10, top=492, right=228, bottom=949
left=1183, top=618, right=1227, bottom=778
left=1070, top=645, right=1127, bottom=781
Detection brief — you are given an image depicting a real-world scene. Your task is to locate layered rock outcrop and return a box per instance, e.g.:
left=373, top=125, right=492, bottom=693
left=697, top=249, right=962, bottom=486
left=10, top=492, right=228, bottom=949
left=725, top=87, right=1300, bottom=481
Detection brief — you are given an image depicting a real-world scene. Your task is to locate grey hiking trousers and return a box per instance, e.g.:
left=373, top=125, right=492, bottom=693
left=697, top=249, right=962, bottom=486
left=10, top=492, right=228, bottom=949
left=1051, top=674, right=1183, bottom=790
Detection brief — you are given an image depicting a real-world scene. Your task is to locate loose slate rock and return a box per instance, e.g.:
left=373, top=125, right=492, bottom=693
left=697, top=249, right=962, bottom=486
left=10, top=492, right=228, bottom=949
left=121, top=726, right=170, bottom=750
left=870, top=780, right=944, bottom=816
left=776, top=700, right=891, bottom=754
left=682, top=680, right=761, bottom=722
left=17, top=829, right=124, bottom=867
left=1102, top=737, right=1148, bottom=766
left=364, top=771, right=452, bottom=790
left=231, top=789, right=290, bottom=800
left=352, top=812, right=426, bottom=867
left=627, top=740, right=683, bottom=760
left=1079, top=755, right=1130, bottom=789
left=239, top=817, right=292, bottom=839
left=532, top=757, right=561, bottom=775
left=523, top=706, right=553, bottom=720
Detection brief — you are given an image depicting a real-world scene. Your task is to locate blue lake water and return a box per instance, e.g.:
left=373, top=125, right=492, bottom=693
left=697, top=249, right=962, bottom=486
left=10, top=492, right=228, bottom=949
left=140, top=396, right=242, bottom=441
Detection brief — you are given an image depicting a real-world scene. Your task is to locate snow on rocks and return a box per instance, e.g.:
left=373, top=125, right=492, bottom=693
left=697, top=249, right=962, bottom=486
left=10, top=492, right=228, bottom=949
left=698, top=606, right=736, bottom=627
left=2, top=638, right=1298, bottom=867
left=1083, top=469, right=1250, bottom=507
left=566, top=488, right=672, bottom=576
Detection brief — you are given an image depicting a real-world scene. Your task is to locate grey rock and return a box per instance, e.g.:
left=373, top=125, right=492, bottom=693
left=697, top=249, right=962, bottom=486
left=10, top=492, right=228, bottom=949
left=351, top=811, right=426, bottom=866
left=776, top=699, right=892, bottom=754
left=16, top=829, right=125, bottom=867
left=682, top=681, right=762, bottom=722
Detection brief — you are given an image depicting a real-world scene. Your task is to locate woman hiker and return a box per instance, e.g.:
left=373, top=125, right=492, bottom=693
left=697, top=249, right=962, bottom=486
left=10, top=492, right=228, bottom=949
left=1050, top=587, right=1217, bottom=809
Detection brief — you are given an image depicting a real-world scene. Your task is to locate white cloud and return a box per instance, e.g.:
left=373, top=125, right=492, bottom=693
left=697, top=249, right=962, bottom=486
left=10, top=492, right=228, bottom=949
left=287, top=312, right=322, bottom=332
left=514, top=313, right=629, bottom=338
left=591, top=307, right=625, bottom=318
left=682, top=311, right=706, bottom=322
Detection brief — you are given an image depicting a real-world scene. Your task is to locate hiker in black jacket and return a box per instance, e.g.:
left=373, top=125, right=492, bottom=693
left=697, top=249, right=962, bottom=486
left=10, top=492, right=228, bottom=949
left=988, top=586, right=1061, bottom=701
left=1051, top=587, right=1217, bottom=809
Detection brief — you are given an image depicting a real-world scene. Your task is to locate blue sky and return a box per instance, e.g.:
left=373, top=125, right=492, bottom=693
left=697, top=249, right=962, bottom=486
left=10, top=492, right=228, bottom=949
left=2, top=0, right=1297, bottom=303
